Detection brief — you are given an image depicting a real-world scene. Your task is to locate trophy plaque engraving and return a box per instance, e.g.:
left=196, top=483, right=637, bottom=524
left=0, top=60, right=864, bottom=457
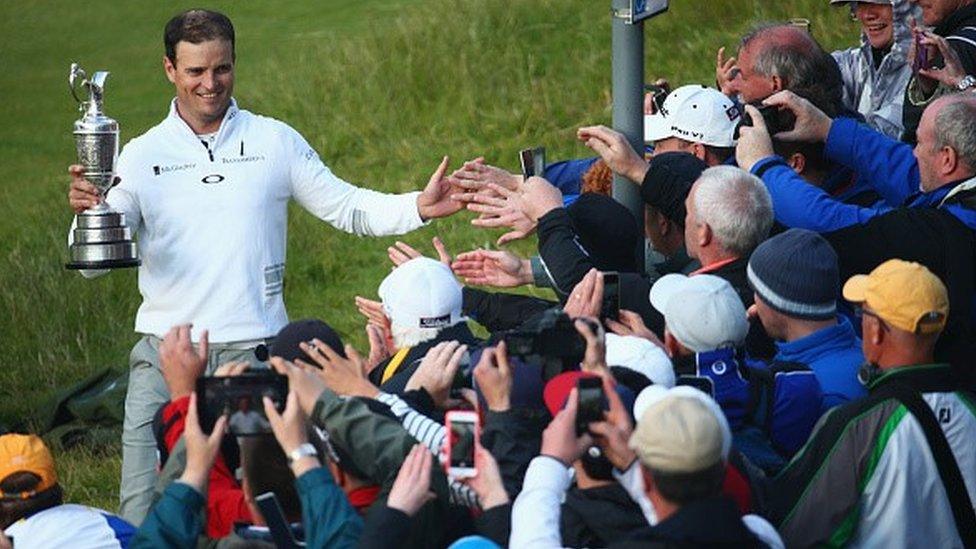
left=66, top=63, right=140, bottom=269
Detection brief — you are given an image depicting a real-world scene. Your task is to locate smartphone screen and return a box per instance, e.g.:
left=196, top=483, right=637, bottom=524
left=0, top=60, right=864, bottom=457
left=448, top=413, right=478, bottom=476
left=519, top=147, right=546, bottom=179
left=196, top=374, right=288, bottom=436
left=576, top=377, right=608, bottom=435
left=601, top=271, right=620, bottom=320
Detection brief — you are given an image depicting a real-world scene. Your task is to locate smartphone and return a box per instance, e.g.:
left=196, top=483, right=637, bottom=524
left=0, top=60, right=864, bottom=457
left=519, top=147, right=546, bottom=179
left=445, top=410, right=479, bottom=478
left=576, top=377, right=609, bottom=436
left=643, top=84, right=669, bottom=114
left=913, top=32, right=931, bottom=73
left=196, top=373, right=288, bottom=436
left=676, top=375, right=715, bottom=398
left=600, top=271, right=620, bottom=320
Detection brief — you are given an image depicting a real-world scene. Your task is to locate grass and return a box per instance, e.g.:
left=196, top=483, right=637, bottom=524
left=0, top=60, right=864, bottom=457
left=1, top=0, right=857, bottom=512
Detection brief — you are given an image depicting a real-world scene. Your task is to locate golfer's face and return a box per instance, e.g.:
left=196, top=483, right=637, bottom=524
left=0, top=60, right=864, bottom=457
left=165, top=38, right=235, bottom=133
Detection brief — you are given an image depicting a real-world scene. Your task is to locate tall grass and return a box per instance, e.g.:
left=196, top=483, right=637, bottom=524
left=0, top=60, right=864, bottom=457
left=0, top=0, right=856, bottom=508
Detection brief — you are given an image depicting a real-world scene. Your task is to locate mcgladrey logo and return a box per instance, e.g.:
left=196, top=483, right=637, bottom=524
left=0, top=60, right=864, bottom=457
left=153, top=163, right=196, bottom=176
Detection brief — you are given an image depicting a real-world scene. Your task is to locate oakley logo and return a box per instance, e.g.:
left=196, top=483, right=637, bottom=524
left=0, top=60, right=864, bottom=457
left=201, top=174, right=225, bottom=184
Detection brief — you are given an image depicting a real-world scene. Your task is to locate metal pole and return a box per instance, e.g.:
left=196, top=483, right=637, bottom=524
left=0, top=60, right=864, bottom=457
left=611, top=0, right=645, bottom=252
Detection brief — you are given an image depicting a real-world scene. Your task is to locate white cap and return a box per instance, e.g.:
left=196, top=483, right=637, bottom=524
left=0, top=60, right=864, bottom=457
left=379, top=257, right=464, bottom=329
left=644, top=85, right=741, bottom=148
left=649, top=274, right=748, bottom=353
left=605, top=333, right=675, bottom=388
left=630, top=386, right=732, bottom=472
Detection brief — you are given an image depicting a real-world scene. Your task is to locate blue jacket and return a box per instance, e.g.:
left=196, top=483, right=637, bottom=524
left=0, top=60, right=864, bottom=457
left=131, top=468, right=362, bottom=549
left=677, top=348, right=823, bottom=459
left=751, top=117, right=976, bottom=233
left=543, top=157, right=598, bottom=206
left=773, top=316, right=866, bottom=413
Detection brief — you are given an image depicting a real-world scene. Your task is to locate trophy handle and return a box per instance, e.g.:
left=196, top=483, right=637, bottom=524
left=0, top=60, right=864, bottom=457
left=69, top=63, right=86, bottom=104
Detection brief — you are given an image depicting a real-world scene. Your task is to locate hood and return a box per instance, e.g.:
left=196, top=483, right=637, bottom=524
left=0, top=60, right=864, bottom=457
left=860, top=0, right=920, bottom=58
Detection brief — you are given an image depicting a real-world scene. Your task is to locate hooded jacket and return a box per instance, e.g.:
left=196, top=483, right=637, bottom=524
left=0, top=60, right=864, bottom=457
left=832, top=0, right=918, bottom=139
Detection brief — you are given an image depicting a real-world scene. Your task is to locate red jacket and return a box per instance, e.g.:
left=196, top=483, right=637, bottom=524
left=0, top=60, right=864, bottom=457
left=160, top=396, right=253, bottom=538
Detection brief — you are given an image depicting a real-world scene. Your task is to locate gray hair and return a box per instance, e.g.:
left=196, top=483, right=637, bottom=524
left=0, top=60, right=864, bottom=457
left=934, top=96, right=976, bottom=172
left=740, top=23, right=843, bottom=117
left=693, top=166, right=774, bottom=257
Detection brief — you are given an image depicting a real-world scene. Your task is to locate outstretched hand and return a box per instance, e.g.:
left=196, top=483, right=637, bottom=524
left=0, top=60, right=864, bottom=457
left=577, top=125, right=648, bottom=183
left=451, top=248, right=531, bottom=287
left=458, top=183, right=539, bottom=246
left=160, top=324, right=209, bottom=400
left=715, top=46, right=738, bottom=97
left=449, top=157, right=521, bottom=193
left=299, top=340, right=379, bottom=399
left=417, top=156, right=464, bottom=221
left=387, top=236, right=452, bottom=268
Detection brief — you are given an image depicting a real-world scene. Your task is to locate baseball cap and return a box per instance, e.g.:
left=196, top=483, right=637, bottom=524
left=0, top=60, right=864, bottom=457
left=0, top=434, right=58, bottom=499
left=644, top=85, right=741, bottom=148
left=605, top=333, right=675, bottom=388
left=629, top=389, right=730, bottom=473
left=379, top=257, right=464, bottom=330
left=649, top=274, right=749, bottom=353
left=640, top=152, right=708, bottom=226
left=842, top=259, right=948, bottom=335
left=543, top=371, right=602, bottom=417
left=269, top=318, right=345, bottom=362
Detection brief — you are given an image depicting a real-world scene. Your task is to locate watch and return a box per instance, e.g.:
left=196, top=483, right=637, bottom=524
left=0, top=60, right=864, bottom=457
left=957, top=75, right=976, bottom=91
left=287, top=442, right=318, bottom=464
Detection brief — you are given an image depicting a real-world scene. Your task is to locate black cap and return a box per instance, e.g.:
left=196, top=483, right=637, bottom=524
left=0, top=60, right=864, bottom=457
left=640, top=152, right=708, bottom=226
left=268, top=319, right=345, bottom=362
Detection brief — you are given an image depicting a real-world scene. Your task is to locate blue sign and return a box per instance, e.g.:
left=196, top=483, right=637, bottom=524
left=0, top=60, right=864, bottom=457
left=630, top=0, right=668, bottom=23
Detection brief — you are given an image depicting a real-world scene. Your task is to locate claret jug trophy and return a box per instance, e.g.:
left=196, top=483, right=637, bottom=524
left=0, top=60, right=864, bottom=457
left=66, top=63, right=140, bottom=269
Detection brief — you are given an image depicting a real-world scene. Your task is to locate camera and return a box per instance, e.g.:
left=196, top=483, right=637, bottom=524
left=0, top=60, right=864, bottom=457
left=734, top=104, right=796, bottom=140
left=196, top=372, right=288, bottom=436
left=502, top=309, right=586, bottom=381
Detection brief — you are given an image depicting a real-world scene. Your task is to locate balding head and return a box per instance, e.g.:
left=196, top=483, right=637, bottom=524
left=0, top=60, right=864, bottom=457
left=915, top=94, right=976, bottom=191
left=733, top=24, right=842, bottom=115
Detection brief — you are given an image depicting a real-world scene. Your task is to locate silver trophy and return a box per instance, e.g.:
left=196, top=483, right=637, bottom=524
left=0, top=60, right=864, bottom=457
left=66, top=63, right=140, bottom=269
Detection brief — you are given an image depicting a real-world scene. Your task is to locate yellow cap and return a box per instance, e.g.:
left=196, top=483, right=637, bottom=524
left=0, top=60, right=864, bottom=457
left=0, top=434, right=57, bottom=499
left=842, top=259, right=948, bottom=335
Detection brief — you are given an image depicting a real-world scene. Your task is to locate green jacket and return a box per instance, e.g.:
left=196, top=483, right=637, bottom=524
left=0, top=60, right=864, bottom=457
left=310, top=389, right=455, bottom=549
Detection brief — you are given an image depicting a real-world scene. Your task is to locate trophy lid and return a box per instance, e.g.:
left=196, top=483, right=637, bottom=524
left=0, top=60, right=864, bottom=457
left=70, top=63, right=118, bottom=133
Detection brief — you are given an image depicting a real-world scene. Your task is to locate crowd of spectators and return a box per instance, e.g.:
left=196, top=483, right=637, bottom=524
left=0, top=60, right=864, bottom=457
left=5, top=1, right=976, bottom=547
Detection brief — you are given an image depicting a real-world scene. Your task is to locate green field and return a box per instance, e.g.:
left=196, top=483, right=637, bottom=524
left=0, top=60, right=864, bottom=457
left=0, top=0, right=857, bottom=512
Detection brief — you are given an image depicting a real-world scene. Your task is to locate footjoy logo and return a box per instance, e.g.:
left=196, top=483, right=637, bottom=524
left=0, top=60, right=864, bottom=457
left=201, top=174, right=225, bottom=184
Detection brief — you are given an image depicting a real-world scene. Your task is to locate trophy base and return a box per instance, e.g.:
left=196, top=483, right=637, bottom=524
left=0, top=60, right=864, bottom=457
left=66, top=207, right=140, bottom=270
left=66, top=257, right=141, bottom=270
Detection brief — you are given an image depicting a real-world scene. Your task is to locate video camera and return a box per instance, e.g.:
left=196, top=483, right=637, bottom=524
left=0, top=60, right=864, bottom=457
left=502, top=309, right=586, bottom=382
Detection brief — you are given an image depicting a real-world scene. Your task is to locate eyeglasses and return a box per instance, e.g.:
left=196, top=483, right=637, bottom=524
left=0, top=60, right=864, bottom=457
left=854, top=305, right=889, bottom=332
